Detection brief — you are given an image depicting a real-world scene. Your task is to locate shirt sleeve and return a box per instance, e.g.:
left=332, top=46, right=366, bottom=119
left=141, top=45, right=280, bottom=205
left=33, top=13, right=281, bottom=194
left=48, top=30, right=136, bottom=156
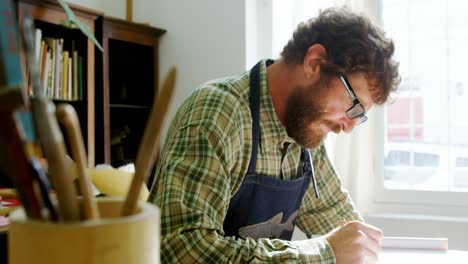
left=147, top=90, right=339, bottom=263
left=295, top=144, right=363, bottom=237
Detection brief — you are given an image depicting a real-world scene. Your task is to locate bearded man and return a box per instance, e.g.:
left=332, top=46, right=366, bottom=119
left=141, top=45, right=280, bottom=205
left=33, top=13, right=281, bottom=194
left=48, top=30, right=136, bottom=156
left=149, top=7, right=400, bottom=264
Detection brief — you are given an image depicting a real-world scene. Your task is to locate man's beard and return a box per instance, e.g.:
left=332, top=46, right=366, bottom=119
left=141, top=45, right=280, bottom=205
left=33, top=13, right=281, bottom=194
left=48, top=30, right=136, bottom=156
left=284, top=83, right=340, bottom=149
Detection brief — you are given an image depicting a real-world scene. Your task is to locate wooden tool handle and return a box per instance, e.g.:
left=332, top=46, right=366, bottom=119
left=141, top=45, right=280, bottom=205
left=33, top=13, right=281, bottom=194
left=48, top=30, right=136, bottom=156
left=22, top=19, right=80, bottom=221
left=122, top=67, right=176, bottom=216
left=31, top=99, right=81, bottom=221
left=56, top=104, right=99, bottom=220
left=0, top=111, right=43, bottom=219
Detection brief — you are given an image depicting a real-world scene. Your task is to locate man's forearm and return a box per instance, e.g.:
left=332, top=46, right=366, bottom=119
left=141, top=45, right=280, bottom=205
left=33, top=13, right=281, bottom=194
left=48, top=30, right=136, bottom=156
left=160, top=228, right=336, bottom=263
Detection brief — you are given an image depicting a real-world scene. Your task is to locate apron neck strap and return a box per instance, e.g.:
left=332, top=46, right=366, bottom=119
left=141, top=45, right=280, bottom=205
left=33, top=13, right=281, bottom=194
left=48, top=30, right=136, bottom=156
left=247, top=61, right=262, bottom=174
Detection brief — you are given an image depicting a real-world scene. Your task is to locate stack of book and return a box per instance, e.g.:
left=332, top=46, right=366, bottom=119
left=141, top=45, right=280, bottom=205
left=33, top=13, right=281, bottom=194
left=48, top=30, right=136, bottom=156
left=28, top=28, right=84, bottom=101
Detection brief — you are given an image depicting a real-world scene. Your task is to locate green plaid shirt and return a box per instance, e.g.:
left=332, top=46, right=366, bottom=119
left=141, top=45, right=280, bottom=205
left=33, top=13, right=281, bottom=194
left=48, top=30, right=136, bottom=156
left=148, top=60, right=362, bottom=263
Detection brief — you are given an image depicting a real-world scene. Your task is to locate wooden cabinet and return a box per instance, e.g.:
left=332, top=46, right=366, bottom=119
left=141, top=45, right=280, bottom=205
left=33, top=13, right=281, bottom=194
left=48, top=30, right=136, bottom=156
left=17, top=0, right=100, bottom=167
left=95, top=17, right=165, bottom=166
left=16, top=0, right=166, bottom=168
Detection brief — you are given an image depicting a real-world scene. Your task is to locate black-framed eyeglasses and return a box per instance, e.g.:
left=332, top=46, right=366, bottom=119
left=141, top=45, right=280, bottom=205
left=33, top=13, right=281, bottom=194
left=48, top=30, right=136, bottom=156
left=339, top=74, right=368, bottom=125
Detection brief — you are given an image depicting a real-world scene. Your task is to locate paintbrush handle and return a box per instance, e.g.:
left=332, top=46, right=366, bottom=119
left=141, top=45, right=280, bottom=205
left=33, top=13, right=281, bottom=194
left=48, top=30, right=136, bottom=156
left=22, top=18, right=80, bottom=222
left=0, top=111, right=43, bottom=219
left=56, top=104, right=99, bottom=220
left=121, top=104, right=164, bottom=216
left=122, top=67, right=176, bottom=216
left=30, top=98, right=80, bottom=221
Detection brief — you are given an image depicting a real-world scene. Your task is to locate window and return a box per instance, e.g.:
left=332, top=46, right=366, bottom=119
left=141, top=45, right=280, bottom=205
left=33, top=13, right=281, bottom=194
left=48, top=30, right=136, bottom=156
left=382, top=0, right=468, bottom=194
left=374, top=0, right=468, bottom=216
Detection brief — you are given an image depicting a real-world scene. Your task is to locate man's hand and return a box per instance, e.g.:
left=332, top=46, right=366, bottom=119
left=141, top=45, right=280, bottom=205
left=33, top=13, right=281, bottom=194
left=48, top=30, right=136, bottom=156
left=326, top=221, right=383, bottom=264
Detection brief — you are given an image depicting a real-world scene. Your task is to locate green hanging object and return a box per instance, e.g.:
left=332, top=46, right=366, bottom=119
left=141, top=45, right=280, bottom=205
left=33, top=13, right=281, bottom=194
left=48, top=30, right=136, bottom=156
left=56, top=0, right=103, bottom=52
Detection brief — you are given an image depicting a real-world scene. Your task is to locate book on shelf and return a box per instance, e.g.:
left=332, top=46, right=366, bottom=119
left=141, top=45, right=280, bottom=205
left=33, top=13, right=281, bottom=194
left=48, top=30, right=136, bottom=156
left=54, top=38, right=64, bottom=100
left=41, top=42, right=51, bottom=96
left=28, top=30, right=83, bottom=101
left=78, top=55, right=83, bottom=100
left=38, top=40, right=46, bottom=94
left=67, top=55, right=72, bottom=100
left=34, top=28, right=41, bottom=65
left=43, top=37, right=56, bottom=99
left=73, top=50, right=78, bottom=101
left=62, top=50, right=69, bottom=100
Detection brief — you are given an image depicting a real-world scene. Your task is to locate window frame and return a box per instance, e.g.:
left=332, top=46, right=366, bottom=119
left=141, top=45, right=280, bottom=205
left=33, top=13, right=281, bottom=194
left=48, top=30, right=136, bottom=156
left=370, top=106, right=468, bottom=218
left=369, top=0, right=468, bottom=218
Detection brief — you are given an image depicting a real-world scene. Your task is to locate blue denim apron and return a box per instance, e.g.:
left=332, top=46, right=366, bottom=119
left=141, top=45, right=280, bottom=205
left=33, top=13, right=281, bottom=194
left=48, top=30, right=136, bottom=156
left=223, top=61, right=318, bottom=240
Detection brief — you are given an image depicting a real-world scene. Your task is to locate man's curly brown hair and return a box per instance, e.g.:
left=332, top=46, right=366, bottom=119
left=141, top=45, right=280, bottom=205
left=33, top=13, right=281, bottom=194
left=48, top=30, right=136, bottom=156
left=280, top=7, right=400, bottom=104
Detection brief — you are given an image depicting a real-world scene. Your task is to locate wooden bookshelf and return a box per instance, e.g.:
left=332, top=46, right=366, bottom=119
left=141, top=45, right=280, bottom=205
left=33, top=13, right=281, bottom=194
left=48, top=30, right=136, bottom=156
left=95, top=16, right=165, bottom=168
left=17, top=0, right=100, bottom=167
left=16, top=0, right=166, bottom=170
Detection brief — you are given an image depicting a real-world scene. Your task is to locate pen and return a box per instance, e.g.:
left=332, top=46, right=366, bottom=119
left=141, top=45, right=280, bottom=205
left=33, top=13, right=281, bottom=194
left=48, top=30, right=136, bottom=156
left=307, top=150, right=320, bottom=199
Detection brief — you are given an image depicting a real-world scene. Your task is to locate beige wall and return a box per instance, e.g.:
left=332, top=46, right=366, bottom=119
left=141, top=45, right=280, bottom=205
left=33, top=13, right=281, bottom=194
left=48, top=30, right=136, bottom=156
left=67, top=0, right=246, bottom=143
